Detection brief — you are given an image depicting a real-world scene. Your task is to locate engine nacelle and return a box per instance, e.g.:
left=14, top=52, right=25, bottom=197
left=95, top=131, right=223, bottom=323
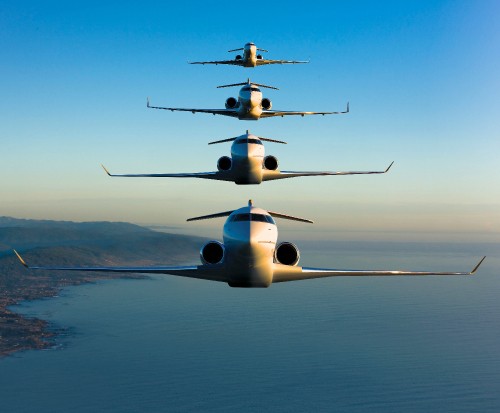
left=235, top=54, right=242, bottom=60
left=225, top=97, right=238, bottom=109
left=200, top=241, right=225, bottom=265
left=274, top=242, right=300, bottom=266
left=261, top=98, right=272, bottom=110
left=263, top=155, right=278, bottom=171
left=257, top=54, right=263, bottom=60
left=217, top=156, right=232, bottom=171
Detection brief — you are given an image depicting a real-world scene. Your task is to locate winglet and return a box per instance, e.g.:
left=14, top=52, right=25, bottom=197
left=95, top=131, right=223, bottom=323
left=101, top=164, right=112, bottom=176
left=346, top=102, right=350, bottom=113
left=13, top=249, right=28, bottom=268
left=470, top=256, right=486, bottom=274
left=147, top=97, right=150, bottom=108
left=385, top=161, right=395, bottom=173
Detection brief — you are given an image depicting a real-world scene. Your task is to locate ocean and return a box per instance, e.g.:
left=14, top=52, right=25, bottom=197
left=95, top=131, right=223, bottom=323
left=1, top=241, right=499, bottom=413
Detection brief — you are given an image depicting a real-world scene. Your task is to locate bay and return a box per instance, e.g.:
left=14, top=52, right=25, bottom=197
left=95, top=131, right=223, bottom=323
left=1, top=242, right=499, bottom=413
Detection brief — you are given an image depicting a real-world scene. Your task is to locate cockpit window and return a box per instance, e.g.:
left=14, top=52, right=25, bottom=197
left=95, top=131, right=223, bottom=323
left=236, top=138, right=263, bottom=145
left=250, top=87, right=261, bottom=92
left=242, top=86, right=251, bottom=91
left=229, top=213, right=275, bottom=224
left=232, top=213, right=250, bottom=222
left=247, top=138, right=262, bottom=145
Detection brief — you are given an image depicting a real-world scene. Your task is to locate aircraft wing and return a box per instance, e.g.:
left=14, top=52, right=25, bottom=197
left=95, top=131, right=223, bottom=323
left=261, top=103, right=349, bottom=118
left=263, top=162, right=394, bottom=181
left=13, top=250, right=227, bottom=282
left=256, top=59, right=309, bottom=65
left=101, top=166, right=232, bottom=181
left=189, top=60, right=243, bottom=66
left=271, top=257, right=486, bottom=283
left=147, top=99, right=239, bottom=118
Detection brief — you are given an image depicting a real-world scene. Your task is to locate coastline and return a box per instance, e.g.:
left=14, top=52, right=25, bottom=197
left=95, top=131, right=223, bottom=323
left=0, top=273, right=146, bottom=358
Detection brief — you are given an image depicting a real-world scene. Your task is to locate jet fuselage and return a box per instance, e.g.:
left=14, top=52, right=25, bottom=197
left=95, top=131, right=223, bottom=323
left=233, top=84, right=264, bottom=120
left=228, top=133, right=266, bottom=184
left=239, top=42, right=259, bottom=67
left=221, top=205, right=278, bottom=287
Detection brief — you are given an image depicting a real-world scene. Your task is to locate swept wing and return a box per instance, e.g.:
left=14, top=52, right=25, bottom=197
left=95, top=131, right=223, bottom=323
left=272, top=257, right=486, bottom=283
left=101, top=165, right=231, bottom=181
left=13, top=250, right=227, bottom=282
left=147, top=98, right=239, bottom=118
left=263, top=162, right=394, bottom=181
left=256, top=59, right=309, bottom=65
left=189, top=59, right=245, bottom=66
left=261, top=102, right=350, bottom=118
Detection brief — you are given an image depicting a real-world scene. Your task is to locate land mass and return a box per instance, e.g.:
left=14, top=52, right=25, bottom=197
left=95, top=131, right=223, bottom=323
left=0, top=216, right=207, bottom=357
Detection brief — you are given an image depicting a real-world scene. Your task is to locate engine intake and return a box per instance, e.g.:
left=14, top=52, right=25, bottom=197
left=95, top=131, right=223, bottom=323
left=261, top=98, right=272, bottom=110
left=235, top=55, right=242, bottom=60
left=263, top=155, right=278, bottom=171
left=274, top=242, right=300, bottom=266
left=225, top=97, right=238, bottom=109
left=200, top=241, right=225, bottom=265
left=217, top=156, right=232, bottom=171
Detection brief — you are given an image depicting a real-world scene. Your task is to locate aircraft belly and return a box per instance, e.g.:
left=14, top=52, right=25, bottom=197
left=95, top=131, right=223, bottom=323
left=232, top=156, right=263, bottom=184
left=224, top=232, right=275, bottom=287
left=237, top=102, right=260, bottom=120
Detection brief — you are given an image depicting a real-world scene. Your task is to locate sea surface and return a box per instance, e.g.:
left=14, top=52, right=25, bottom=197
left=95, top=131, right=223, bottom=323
left=1, top=241, right=500, bottom=413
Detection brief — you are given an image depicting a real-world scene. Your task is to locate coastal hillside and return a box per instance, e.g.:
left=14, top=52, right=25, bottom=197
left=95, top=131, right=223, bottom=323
left=0, top=217, right=208, bottom=356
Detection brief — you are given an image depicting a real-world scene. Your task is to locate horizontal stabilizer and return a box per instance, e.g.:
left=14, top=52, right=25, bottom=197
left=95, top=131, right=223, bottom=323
left=267, top=211, right=313, bottom=224
left=208, top=137, right=237, bottom=145
left=217, top=81, right=248, bottom=89
left=258, top=136, right=287, bottom=144
left=251, top=82, right=279, bottom=90
left=187, top=210, right=235, bottom=222
left=217, top=79, right=279, bottom=90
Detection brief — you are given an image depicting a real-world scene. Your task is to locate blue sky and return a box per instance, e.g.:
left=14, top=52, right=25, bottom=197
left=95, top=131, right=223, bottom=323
left=1, top=1, right=499, bottom=241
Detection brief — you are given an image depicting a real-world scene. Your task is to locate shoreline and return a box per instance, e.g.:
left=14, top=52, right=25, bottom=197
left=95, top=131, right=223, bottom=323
left=0, top=273, right=146, bottom=358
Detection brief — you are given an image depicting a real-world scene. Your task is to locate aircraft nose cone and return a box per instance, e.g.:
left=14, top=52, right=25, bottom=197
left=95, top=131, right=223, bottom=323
left=250, top=94, right=261, bottom=106
left=250, top=222, right=274, bottom=244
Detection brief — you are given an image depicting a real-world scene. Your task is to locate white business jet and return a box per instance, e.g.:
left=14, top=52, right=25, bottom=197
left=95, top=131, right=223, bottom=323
left=189, top=42, right=309, bottom=67
left=14, top=200, right=485, bottom=288
left=147, top=79, right=349, bottom=120
left=101, top=131, right=393, bottom=185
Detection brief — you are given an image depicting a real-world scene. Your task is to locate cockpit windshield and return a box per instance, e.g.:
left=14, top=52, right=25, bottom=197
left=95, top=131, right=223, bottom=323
left=236, top=138, right=262, bottom=145
left=241, top=86, right=260, bottom=92
left=229, top=213, right=275, bottom=224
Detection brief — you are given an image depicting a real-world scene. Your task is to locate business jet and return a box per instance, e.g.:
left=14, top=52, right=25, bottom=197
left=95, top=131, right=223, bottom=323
left=14, top=200, right=485, bottom=288
left=189, top=42, right=309, bottom=67
left=101, top=131, right=393, bottom=185
left=147, top=79, right=349, bottom=121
